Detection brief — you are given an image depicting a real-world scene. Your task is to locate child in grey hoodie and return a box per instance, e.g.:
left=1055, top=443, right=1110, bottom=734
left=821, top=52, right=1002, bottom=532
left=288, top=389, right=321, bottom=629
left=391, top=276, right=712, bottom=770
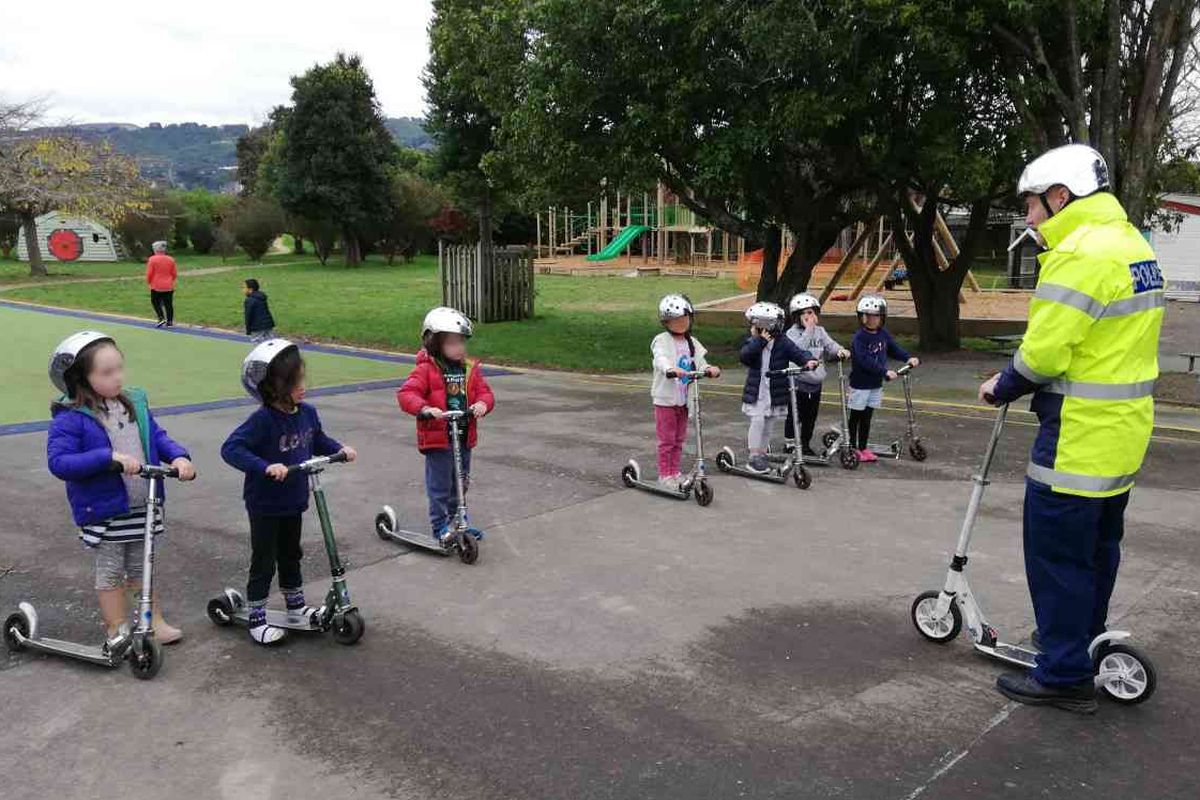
left=784, top=293, right=849, bottom=456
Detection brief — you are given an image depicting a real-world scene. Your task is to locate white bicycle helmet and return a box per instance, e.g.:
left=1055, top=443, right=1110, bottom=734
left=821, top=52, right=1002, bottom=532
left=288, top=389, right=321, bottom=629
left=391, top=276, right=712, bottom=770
left=1018, top=144, right=1110, bottom=201
left=421, top=306, right=473, bottom=339
left=49, top=330, right=115, bottom=395
left=241, top=337, right=299, bottom=400
left=788, top=293, right=820, bottom=316
left=856, top=294, right=887, bottom=322
left=745, top=301, right=786, bottom=334
left=658, top=293, right=694, bottom=322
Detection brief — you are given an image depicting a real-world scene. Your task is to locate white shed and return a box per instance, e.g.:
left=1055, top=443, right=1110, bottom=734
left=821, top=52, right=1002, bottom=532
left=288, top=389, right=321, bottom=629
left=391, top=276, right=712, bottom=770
left=1151, top=194, right=1200, bottom=302
left=16, top=211, right=121, bottom=262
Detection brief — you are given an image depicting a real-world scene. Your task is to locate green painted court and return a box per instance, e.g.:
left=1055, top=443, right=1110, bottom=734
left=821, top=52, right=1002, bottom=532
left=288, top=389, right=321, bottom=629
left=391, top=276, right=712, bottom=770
left=0, top=303, right=408, bottom=426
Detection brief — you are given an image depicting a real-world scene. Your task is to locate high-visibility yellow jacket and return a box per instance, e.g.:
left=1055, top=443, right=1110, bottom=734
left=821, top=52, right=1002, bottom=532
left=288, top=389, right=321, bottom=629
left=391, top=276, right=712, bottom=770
left=993, top=192, right=1164, bottom=497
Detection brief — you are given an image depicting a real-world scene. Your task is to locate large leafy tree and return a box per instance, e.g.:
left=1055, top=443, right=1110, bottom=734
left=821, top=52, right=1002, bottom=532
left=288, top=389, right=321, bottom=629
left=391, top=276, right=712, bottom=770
left=273, top=54, right=395, bottom=266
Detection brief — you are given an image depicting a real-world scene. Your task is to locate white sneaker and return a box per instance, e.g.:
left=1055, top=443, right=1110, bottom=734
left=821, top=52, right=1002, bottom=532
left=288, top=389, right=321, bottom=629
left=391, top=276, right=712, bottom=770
left=249, top=624, right=287, bottom=646
left=657, top=475, right=679, bottom=490
left=285, top=606, right=317, bottom=625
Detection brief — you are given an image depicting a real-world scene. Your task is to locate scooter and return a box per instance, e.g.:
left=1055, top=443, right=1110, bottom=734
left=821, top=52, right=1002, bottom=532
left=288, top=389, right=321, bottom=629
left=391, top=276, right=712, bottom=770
left=910, top=405, right=1156, bottom=704
left=812, top=359, right=861, bottom=470
left=716, top=365, right=813, bottom=489
left=857, top=364, right=927, bottom=461
left=376, top=409, right=481, bottom=565
left=4, top=464, right=182, bottom=680
left=621, top=370, right=714, bottom=506
left=206, top=452, right=365, bottom=645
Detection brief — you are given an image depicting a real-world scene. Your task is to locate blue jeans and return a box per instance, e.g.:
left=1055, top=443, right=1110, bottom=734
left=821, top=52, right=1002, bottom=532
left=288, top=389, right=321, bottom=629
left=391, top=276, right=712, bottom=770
left=425, top=446, right=471, bottom=535
left=1023, top=479, right=1128, bottom=686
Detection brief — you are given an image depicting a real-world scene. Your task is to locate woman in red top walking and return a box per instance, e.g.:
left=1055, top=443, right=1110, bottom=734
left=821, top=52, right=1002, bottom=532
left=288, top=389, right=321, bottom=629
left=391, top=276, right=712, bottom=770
left=397, top=307, right=495, bottom=542
left=145, top=241, right=177, bottom=328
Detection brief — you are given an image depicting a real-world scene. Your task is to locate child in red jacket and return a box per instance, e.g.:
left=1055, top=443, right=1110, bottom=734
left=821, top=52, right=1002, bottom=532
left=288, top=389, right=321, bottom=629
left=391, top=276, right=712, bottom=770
left=397, top=307, right=495, bottom=542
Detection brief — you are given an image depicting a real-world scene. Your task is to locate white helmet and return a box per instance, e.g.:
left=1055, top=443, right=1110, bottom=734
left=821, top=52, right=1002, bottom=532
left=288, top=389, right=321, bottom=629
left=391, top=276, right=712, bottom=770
left=241, top=338, right=299, bottom=400
left=658, top=293, right=694, bottom=322
left=788, top=293, right=820, bottom=315
left=1017, top=144, right=1110, bottom=200
left=49, top=330, right=115, bottom=395
left=856, top=294, right=887, bottom=318
left=745, top=301, right=786, bottom=334
left=421, top=306, right=473, bottom=339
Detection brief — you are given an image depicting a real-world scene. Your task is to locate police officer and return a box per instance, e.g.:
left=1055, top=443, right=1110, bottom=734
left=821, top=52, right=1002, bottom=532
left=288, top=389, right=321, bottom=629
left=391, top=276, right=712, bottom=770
left=978, top=144, right=1164, bottom=714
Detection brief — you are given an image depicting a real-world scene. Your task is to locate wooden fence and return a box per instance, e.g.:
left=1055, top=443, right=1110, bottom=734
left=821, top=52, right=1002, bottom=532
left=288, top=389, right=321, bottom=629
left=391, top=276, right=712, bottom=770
left=439, top=242, right=535, bottom=323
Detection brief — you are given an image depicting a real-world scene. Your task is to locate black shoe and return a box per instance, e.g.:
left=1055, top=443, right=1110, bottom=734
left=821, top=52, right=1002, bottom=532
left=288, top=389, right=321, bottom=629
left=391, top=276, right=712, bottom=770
left=996, top=672, right=1097, bottom=714
left=155, top=319, right=166, bottom=328
left=801, top=444, right=817, bottom=457
left=165, top=321, right=174, bottom=328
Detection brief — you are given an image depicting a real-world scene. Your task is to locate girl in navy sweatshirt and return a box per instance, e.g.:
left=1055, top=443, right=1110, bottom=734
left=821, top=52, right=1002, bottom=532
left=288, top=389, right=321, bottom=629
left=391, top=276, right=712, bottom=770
left=221, top=342, right=356, bottom=645
left=848, top=296, right=919, bottom=462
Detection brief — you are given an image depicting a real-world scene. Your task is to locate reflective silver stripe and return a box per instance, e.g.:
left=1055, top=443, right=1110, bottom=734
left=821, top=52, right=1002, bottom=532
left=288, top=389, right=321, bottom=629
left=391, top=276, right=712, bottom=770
left=1043, top=378, right=1156, bottom=399
left=1013, top=351, right=1055, bottom=384
left=1026, top=463, right=1135, bottom=493
left=1035, top=283, right=1103, bottom=318
left=1102, top=291, right=1164, bottom=318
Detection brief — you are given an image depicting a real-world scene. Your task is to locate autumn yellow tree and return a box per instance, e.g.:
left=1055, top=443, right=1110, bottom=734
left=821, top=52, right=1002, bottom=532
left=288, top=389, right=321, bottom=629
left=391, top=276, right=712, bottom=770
left=0, top=134, right=149, bottom=276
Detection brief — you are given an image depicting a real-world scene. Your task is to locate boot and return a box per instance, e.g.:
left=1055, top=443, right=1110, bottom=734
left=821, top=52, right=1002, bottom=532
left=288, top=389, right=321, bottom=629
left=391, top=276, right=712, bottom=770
left=996, top=671, right=1097, bottom=714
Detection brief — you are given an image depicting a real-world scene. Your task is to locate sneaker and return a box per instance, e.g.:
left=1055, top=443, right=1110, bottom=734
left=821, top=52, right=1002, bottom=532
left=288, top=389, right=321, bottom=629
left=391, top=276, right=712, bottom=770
left=154, top=319, right=166, bottom=328
left=782, top=440, right=797, bottom=454
left=657, top=475, right=679, bottom=490
left=433, top=526, right=453, bottom=545
left=249, top=624, right=288, bottom=646
left=801, top=443, right=817, bottom=457
left=858, top=449, right=879, bottom=463
left=747, top=453, right=770, bottom=472
left=165, top=321, right=174, bottom=328
left=285, top=605, right=317, bottom=625
left=466, top=527, right=485, bottom=541
left=995, top=671, right=1097, bottom=714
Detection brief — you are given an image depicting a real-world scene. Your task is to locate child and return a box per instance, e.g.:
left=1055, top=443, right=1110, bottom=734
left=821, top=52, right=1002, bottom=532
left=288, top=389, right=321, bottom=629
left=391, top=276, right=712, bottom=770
left=848, top=295, right=919, bottom=463
left=46, top=331, right=196, bottom=645
left=650, top=294, right=721, bottom=488
left=398, top=307, right=495, bottom=542
left=740, top=302, right=819, bottom=472
left=221, top=339, right=356, bottom=645
left=784, top=293, right=850, bottom=456
left=243, top=278, right=276, bottom=343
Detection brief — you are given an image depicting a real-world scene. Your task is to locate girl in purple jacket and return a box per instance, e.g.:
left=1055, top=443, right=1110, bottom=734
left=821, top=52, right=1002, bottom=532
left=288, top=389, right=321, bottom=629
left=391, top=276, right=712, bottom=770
left=46, top=331, right=196, bottom=644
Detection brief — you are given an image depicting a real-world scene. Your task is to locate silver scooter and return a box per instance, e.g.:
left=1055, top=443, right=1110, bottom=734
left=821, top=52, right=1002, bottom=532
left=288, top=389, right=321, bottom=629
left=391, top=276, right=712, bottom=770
left=621, top=370, right=714, bottom=506
left=716, top=365, right=813, bottom=489
left=376, top=409, right=481, bottom=565
left=207, top=452, right=365, bottom=644
left=813, top=359, right=861, bottom=470
left=911, top=405, right=1156, bottom=704
left=858, top=364, right=927, bottom=460
left=4, top=464, right=182, bottom=680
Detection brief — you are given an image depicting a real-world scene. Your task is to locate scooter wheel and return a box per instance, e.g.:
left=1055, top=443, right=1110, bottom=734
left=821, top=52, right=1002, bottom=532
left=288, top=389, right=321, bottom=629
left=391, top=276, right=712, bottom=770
left=333, top=610, right=366, bottom=646
left=911, top=590, right=961, bottom=643
left=822, top=431, right=839, bottom=450
left=459, top=533, right=480, bottom=565
left=374, top=512, right=394, bottom=539
left=693, top=480, right=714, bottom=507
left=129, top=637, right=163, bottom=680
left=620, top=464, right=638, bottom=488
left=206, top=597, right=234, bottom=627
left=839, top=448, right=860, bottom=470
left=715, top=450, right=734, bottom=473
left=909, top=441, right=928, bottom=462
left=3, top=612, right=29, bottom=652
left=792, top=466, right=812, bottom=490
left=1094, top=642, right=1156, bottom=704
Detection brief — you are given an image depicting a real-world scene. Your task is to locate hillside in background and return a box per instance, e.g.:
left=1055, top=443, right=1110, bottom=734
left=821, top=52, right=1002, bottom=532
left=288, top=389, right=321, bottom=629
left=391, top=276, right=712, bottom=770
left=23, top=116, right=430, bottom=192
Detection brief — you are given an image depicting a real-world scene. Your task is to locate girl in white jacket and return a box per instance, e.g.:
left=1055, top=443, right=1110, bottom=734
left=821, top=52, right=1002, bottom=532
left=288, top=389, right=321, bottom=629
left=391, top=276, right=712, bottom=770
left=650, top=294, right=721, bottom=488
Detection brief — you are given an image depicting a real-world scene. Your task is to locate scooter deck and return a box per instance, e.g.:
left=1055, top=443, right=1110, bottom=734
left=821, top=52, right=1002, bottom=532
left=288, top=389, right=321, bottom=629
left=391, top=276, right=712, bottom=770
left=974, top=641, right=1037, bottom=669
left=629, top=480, right=692, bottom=500
left=723, top=466, right=788, bottom=483
left=380, top=528, right=454, bottom=555
left=22, top=635, right=119, bottom=665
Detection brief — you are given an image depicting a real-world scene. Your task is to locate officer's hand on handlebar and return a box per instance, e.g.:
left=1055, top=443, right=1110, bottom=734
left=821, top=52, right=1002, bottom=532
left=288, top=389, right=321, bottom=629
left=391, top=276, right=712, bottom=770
left=171, top=457, right=197, bottom=481
left=112, top=452, right=142, bottom=476
left=978, top=374, right=1001, bottom=406
left=704, top=366, right=721, bottom=379
left=265, top=463, right=289, bottom=482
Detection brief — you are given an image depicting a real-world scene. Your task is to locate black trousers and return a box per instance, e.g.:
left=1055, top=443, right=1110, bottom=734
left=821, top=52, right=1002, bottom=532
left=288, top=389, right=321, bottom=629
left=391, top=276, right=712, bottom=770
left=783, top=386, right=822, bottom=447
left=150, top=290, right=174, bottom=324
left=848, top=408, right=874, bottom=450
left=246, top=514, right=303, bottom=603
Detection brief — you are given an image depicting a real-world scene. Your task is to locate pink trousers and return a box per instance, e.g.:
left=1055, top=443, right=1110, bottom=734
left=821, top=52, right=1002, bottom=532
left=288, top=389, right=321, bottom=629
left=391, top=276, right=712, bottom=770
left=654, top=404, right=690, bottom=477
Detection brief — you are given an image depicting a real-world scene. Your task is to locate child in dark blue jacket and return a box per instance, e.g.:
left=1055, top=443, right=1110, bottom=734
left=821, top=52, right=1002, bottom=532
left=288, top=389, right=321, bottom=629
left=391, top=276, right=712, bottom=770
left=45, top=331, right=196, bottom=643
left=242, top=278, right=276, bottom=343
left=739, top=302, right=818, bottom=471
left=221, top=340, right=356, bottom=645
left=848, top=295, right=919, bottom=462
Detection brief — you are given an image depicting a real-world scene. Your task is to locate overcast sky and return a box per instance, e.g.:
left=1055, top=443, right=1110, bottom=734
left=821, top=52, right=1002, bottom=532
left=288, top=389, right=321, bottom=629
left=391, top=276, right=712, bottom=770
left=0, top=1, right=433, bottom=127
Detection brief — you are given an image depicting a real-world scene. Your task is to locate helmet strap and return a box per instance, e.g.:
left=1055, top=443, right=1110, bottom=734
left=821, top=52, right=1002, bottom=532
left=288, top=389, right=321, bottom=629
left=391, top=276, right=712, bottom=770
left=1038, top=192, right=1055, bottom=218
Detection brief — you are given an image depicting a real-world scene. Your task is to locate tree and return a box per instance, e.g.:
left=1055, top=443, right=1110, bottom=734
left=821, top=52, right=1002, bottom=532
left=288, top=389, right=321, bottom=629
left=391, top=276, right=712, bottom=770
left=273, top=54, right=395, bottom=266
left=229, top=196, right=285, bottom=261
left=991, top=0, right=1200, bottom=227
left=188, top=218, right=216, bottom=254
left=0, top=212, right=19, bottom=259
left=0, top=135, right=149, bottom=275
left=377, top=167, right=446, bottom=264
left=116, top=205, right=173, bottom=260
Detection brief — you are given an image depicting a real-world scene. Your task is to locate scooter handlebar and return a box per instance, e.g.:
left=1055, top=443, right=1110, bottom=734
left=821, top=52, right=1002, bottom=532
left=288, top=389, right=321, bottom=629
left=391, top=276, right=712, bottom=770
left=766, top=364, right=817, bottom=377
left=416, top=409, right=470, bottom=421
left=667, top=370, right=708, bottom=380
left=285, top=452, right=349, bottom=476
left=896, top=363, right=916, bottom=376
left=108, top=461, right=182, bottom=479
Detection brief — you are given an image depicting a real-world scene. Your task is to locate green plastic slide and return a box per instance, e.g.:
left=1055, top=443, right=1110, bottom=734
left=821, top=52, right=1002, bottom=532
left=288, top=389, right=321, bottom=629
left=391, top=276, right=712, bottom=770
left=586, top=224, right=652, bottom=261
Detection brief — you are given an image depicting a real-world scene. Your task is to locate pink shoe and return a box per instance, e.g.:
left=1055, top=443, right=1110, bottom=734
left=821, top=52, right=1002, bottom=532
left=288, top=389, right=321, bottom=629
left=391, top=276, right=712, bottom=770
left=858, top=448, right=878, bottom=463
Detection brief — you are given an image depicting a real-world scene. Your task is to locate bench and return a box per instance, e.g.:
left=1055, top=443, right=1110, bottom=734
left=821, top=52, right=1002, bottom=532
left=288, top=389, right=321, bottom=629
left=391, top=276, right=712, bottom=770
left=1182, top=352, right=1200, bottom=373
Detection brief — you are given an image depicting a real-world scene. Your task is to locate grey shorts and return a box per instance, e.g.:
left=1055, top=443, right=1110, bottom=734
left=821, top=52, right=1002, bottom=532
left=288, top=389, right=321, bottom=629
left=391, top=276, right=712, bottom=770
left=93, top=540, right=145, bottom=590
left=848, top=387, right=884, bottom=410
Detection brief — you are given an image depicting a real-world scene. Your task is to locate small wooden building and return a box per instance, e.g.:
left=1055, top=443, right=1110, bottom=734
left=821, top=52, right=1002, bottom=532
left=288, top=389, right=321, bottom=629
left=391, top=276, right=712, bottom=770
left=16, top=211, right=121, bottom=262
left=1152, top=193, right=1200, bottom=302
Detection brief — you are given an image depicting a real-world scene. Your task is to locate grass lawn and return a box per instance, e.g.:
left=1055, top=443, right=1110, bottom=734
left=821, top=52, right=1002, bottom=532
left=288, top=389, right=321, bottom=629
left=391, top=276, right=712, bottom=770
left=0, top=250, right=307, bottom=286
left=0, top=304, right=404, bottom=425
left=3, top=255, right=750, bottom=372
